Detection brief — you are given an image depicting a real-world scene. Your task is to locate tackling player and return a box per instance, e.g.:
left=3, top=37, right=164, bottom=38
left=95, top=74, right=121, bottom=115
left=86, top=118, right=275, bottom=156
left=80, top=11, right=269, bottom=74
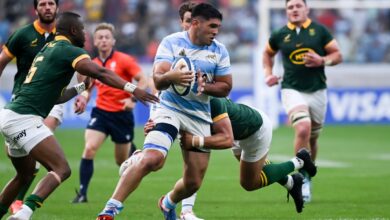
left=0, top=12, right=157, bottom=220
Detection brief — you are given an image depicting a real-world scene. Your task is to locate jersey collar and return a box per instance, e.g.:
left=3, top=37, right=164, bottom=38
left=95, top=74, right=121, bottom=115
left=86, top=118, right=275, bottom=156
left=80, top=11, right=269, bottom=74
left=54, top=35, right=71, bottom=43
left=287, top=19, right=312, bottom=30
left=33, top=20, right=56, bottom=35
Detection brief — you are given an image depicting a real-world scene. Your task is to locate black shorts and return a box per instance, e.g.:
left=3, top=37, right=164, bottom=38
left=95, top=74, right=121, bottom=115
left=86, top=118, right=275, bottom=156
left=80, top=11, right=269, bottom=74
left=87, top=107, right=134, bottom=144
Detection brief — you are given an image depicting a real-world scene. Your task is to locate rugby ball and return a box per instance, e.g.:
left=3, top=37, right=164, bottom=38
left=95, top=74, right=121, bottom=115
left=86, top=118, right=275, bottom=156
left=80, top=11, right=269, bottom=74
left=171, top=57, right=195, bottom=96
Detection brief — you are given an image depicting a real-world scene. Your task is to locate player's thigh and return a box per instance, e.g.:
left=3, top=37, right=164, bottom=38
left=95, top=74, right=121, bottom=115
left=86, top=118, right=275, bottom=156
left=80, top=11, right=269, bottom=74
left=0, top=109, right=53, bottom=158
left=304, top=89, right=327, bottom=124
left=84, top=129, right=106, bottom=151
left=144, top=107, right=180, bottom=157
left=179, top=113, right=211, bottom=153
left=239, top=110, right=272, bottom=163
left=182, top=150, right=210, bottom=184
left=281, top=88, right=310, bottom=116
left=29, top=135, right=69, bottom=173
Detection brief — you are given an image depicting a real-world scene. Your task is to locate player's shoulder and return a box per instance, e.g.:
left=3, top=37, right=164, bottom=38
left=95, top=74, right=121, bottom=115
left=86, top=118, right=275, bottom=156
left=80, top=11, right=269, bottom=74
left=8, top=23, right=35, bottom=40
left=272, top=25, right=291, bottom=37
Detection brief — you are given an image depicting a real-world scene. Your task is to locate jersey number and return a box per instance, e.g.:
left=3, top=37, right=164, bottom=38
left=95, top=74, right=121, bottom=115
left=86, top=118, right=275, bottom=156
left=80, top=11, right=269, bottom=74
left=24, top=56, right=44, bottom=84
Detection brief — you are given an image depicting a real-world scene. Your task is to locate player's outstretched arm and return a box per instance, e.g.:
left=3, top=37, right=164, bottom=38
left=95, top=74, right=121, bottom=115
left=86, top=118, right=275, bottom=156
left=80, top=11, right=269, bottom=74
left=262, top=47, right=279, bottom=87
left=75, top=58, right=159, bottom=104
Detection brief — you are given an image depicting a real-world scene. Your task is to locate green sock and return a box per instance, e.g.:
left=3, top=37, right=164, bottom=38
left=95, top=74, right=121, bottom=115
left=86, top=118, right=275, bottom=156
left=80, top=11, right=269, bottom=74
left=261, top=161, right=295, bottom=187
left=0, top=202, right=9, bottom=218
left=16, top=168, right=39, bottom=201
left=25, top=194, right=44, bottom=211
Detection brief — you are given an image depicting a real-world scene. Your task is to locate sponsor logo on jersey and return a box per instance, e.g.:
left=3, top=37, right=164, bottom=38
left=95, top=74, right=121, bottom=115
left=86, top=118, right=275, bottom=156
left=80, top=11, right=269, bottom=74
left=289, top=48, right=313, bottom=65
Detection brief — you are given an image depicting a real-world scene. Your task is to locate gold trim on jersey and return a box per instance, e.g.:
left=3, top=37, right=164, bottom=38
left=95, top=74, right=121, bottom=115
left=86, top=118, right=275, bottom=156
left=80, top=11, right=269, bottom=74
left=213, top=113, right=228, bottom=123
left=33, top=20, right=56, bottom=35
left=72, top=54, right=90, bottom=69
left=54, top=35, right=71, bottom=43
left=324, top=39, right=336, bottom=49
left=266, top=43, right=276, bottom=54
left=287, top=19, right=312, bottom=30
left=2, top=45, right=15, bottom=59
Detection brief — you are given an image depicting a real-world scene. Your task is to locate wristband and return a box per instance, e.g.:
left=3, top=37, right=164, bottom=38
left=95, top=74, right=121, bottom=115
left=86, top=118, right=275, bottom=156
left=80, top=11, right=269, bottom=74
left=80, top=91, right=89, bottom=99
left=73, top=82, right=86, bottom=94
left=124, top=82, right=137, bottom=93
left=323, top=57, right=333, bottom=66
left=191, top=136, right=204, bottom=148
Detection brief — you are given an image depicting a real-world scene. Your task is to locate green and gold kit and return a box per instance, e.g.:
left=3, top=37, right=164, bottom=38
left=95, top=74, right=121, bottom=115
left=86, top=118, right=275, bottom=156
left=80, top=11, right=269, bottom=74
left=267, top=19, right=334, bottom=92
left=211, top=97, right=263, bottom=140
left=3, top=20, right=56, bottom=95
left=6, top=36, right=90, bottom=118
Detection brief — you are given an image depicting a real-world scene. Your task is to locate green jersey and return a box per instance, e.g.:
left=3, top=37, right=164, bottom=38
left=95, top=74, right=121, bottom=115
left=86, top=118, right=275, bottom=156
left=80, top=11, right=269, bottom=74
left=268, top=19, right=334, bottom=92
left=6, top=35, right=90, bottom=118
left=210, top=97, right=263, bottom=140
left=3, top=20, right=56, bottom=95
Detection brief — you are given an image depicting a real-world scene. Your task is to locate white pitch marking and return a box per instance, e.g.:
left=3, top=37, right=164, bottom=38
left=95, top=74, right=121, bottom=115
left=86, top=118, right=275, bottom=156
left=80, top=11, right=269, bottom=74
left=269, top=154, right=350, bottom=168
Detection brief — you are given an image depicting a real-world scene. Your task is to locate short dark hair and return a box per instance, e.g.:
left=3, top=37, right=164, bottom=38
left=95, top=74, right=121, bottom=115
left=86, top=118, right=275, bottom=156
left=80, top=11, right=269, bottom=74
left=56, top=11, right=81, bottom=35
left=179, top=1, right=197, bottom=21
left=286, top=0, right=307, bottom=5
left=191, top=3, right=223, bottom=21
left=34, top=0, right=59, bottom=9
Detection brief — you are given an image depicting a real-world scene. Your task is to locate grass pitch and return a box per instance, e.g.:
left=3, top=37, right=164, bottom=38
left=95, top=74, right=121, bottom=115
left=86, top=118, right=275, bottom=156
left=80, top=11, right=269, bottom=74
left=0, top=125, right=389, bottom=220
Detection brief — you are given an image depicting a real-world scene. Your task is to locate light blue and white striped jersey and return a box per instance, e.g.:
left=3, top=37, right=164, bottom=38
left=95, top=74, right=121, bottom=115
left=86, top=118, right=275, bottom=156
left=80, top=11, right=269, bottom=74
left=154, top=31, right=231, bottom=123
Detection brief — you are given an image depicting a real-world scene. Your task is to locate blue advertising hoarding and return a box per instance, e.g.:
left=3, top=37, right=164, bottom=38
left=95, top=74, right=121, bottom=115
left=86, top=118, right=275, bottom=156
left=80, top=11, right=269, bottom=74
left=0, top=88, right=389, bottom=128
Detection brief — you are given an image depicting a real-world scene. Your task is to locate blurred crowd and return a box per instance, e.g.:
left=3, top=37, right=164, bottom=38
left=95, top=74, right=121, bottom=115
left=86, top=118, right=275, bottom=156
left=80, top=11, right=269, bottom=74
left=0, top=0, right=389, bottom=63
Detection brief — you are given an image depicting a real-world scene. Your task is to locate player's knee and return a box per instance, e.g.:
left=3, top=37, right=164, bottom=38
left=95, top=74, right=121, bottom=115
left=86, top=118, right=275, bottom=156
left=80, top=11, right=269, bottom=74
left=135, top=149, right=164, bottom=172
left=310, top=124, right=322, bottom=139
left=240, top=180, right=258, bottom=191
left=184, top=178, right=202, bottom=193
left=83, top=143, right=99, bottom=158
left=52, top=163, right=71, bottom=182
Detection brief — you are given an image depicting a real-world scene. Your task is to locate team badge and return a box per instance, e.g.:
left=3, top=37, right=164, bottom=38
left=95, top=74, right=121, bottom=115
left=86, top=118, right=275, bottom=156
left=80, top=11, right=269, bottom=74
left=283, top=34, right=291, bottom=43
left=179, top=49, right=186, bottom=56
left=31, top=39, right=38, bottom=47
left=309, top=29, right=316, bottom=36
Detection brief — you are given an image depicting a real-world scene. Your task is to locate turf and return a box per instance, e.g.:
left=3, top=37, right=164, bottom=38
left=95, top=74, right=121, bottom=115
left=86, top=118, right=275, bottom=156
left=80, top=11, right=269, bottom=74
left=0, top=125, right=389, bottom=219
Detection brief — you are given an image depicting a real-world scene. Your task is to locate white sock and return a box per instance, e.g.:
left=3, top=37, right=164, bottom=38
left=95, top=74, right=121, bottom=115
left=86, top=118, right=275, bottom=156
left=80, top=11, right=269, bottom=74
left=290, top=157, right=304, bottom=170
left=181, top=193, right=197, bottom=213
left=107, top=198, right=123, bottom=208
left=13, top=205, right=33, bottom=219
left=284, top=175, right=294, bottom=191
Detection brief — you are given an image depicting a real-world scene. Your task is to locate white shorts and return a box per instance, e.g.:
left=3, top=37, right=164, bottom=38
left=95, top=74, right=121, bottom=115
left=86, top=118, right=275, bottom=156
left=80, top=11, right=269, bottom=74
left=231, top=109, right=272, bottom=162
left=281, top=89, right=327, bottom=124
left=47, top=104, right=64, bottom=124
left=151, top=105, right=211, bottom=152
left=0, top=109, right=53, bottom=157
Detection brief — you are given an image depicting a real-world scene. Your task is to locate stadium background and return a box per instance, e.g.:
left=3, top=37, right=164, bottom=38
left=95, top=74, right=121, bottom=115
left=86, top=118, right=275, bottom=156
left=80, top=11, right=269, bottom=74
left=0, top=0, right=389, bottom=127
left=0, top=1, right=389, bottom=219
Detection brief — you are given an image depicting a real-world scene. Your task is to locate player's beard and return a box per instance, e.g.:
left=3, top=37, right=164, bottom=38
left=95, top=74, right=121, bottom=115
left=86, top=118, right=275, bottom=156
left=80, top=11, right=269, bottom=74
left=38, top=11, right=56, bottom=24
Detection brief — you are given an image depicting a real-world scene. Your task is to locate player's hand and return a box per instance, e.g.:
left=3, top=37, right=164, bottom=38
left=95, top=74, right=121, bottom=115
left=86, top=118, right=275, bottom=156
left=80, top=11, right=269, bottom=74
left=265, top=75, right=280, bottom=87
left=144, top=119, right=155, bottom=136
left=196, top=70, right=206, bottom=96
left=74, top=95, right=88, bottom=114
left=132, top=88, right=159, bottom=105
left=179, top=131, right=193, bottom=150
left=304, top=51, right=323, bottom=67
left=120, top=97, right=136, bottom=111
left=168, top=65, right=194, bottom=87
